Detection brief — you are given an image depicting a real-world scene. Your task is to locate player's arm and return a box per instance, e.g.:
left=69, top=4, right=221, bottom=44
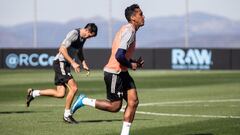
left=59, top=30, right=80, bottom=72
left=115, top=27, right=137, bottom=70
left=115, top=49, right=136, bottom=69
left=77, top=48, right=89, bottom=71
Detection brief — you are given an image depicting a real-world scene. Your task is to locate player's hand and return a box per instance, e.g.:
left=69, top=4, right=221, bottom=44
left=131, top=63, right=138, bottom=70
left=83, top=64, right=89, bottom=71
left=82, top=61, right=90, bottom=76
left=136, top=57, right=144, bottom=68
left=71, top=61, right=80, bottom=73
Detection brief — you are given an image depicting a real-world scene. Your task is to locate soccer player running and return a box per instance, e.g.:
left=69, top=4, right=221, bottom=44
left=26, top=23, right=98, bottom=124
left=71, top=4, right=144, bottom=135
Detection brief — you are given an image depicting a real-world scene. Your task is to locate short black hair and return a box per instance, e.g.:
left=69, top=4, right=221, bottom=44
left=84, top=23, right=98, bottom=37
left=125, top=4, right=140, bottom=22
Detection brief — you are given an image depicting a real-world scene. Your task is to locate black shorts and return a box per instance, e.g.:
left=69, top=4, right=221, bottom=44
left=104, top=71, right=136, bottom=101
left=53, top=60, right=73, bottom=86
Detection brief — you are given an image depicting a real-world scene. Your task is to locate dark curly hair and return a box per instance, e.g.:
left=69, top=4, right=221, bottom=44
left=84, top=23, right=98, bottom=37
left=125, top=4, right=140, bottom=22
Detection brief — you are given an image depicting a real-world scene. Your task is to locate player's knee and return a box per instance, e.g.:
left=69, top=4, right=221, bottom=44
left=108, top=103, right=122, bottom=112
left=128, top=99, right=139, bottom=108
left=56, top=92, right=65, bottom=98
left=134, top=99, right=139, bottom=108
left=69, top=86, right=78, bottom=93
left=111, top=105, right=122, bottom=112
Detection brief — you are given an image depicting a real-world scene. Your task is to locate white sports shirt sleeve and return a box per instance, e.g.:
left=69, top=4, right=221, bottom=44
left=119, top=26, right=135, bottom=50
left=61, top=30, right=78, bottom=48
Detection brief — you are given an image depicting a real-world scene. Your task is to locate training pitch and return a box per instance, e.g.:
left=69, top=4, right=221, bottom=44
left=0, top=69, right=240, bottom=135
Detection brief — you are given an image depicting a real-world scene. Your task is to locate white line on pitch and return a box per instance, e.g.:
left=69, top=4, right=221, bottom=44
left=136, top=111, right=240, bottom=119
left=138, top=99, right=240, bottom=107
left=119, top=99, right=240, bottom=119
left=119, top=109, right=240, bottom=119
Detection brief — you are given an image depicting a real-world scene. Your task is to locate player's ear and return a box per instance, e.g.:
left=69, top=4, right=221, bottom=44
left=130, top=14, right=136, bottom=22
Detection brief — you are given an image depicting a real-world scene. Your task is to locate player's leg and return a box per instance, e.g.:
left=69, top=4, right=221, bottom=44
left=123, top=88, right=139, bottom=122
left=26, top=86, right=66, bottom=107
left=95, top=71, right=123, bottom=112
left=71, top=71, right=123, bottom=113
left=37, top=86, right=66, bottom=97
left=120, top=72, right=139, bottom=135
left=28, top=84, right=77, bottom=123
left=71, top=95, right=122, bottom=113
left=121, top=88, right=139, bottom=135
left=63, top=78, right=78, bottom=124
left=26, top=60, right=69, bottom=107
left=65, top=79, right=78, bottom=111
left=96, top=99, right=122, bottom=112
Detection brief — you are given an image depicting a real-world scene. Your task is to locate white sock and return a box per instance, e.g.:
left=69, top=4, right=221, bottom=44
left=120, top=121, right=131, bottom=135
left=32, top=90, right=40, bottom=98
left=64, top=109, right=71, bottom=117
left=82, top=98, right=96, bottom=107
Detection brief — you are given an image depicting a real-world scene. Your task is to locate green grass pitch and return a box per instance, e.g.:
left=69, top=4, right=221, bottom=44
left=0, top=69, right=240, bottom=135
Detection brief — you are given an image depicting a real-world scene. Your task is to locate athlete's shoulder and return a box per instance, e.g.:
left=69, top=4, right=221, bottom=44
left=67, top=29, right=78, bottom=36
left=64, top=30, right=79, bottom=41
left=61, top=29, right=79, bottom=46
left=121, top=23, right=135, bottom=32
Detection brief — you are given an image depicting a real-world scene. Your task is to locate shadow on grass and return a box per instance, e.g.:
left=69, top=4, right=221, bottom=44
left=79, top=119, right=123, bottom=123
left=0, top=110, right=49, bottom=114
left=110, top=118, right=240, bottom=135
left=186, top=133, right=213, bottom=135
left=79, top=118, right=151, bottom=123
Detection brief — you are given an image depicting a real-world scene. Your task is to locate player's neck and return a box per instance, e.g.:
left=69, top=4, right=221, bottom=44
left=79, top=29, right=83, bottom=37
left=130, top=22, right=139, bottom=31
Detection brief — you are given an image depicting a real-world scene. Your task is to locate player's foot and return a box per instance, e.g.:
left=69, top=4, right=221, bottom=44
left=26, top=88, right=34, bottom=107
left=63, top=115, right=78, bottom=124
left=71, top=94, right=86, bottom=114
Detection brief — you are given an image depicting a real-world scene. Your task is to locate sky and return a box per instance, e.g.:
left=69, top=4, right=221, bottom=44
left=0, top=0, right=240, bottom=26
